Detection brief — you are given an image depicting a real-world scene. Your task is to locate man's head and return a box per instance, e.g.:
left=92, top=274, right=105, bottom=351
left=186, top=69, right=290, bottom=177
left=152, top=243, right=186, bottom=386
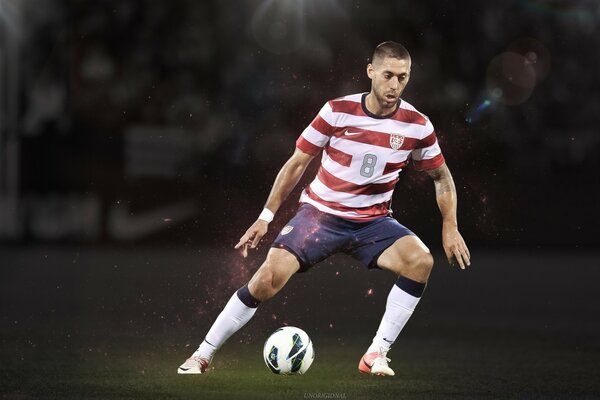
left=367, top=41, right=412, bottom=113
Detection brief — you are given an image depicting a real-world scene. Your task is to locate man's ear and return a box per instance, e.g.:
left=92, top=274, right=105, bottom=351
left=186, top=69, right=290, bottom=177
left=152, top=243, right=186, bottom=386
left=366, top=63, right=374, bottom=79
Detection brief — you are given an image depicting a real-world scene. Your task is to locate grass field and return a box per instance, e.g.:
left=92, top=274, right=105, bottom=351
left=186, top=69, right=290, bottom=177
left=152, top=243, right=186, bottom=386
left=2, top=331, right=598, bottom=400
left=1, top=246, right=600, bottom=399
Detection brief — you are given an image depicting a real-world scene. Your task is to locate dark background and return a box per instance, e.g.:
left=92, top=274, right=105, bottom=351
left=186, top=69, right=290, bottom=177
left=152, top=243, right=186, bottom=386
left=1, top=0, right=599, bottom=248
left=1, top=1, right=600, bottom=399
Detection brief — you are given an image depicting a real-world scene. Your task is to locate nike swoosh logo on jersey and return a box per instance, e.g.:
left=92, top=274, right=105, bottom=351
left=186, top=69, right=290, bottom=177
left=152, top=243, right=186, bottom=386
left=344, top=130, right=362, bottom=136
left=178, top=367, right=191, bottom=371
left=383, top=338, right=394, bottom=343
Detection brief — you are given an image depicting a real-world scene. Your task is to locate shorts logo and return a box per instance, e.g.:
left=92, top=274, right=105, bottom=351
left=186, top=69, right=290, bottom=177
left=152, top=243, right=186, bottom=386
left=390, top=133, right=404, bottom=150
left=281, top=225, right=294, bottom=235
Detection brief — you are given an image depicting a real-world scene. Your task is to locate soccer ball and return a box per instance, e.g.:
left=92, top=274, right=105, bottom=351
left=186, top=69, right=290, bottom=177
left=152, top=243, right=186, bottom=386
left=263, top=326, right=315, bottom=375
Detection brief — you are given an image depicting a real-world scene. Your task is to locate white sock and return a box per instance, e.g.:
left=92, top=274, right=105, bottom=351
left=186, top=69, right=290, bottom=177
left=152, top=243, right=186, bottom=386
left=193, top=287, right=259, bottom=359
left=367, top=284, right=421, bottom=354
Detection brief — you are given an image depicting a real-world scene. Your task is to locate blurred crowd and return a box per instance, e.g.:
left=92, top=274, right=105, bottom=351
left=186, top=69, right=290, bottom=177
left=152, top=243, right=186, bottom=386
left=2, top=0, right=599, bottom=244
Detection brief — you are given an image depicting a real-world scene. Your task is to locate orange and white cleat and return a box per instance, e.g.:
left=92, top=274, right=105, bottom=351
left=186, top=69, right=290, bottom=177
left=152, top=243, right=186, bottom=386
left=358, top=351, right=395, bottom=376
left=177, top=356, right=211, bottom=374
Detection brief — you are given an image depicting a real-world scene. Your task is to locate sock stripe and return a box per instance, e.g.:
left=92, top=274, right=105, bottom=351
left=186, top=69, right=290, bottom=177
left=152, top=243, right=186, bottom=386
left=395, top=276, right=426, bottom=298
left=236, top=285, right=261, bottom=308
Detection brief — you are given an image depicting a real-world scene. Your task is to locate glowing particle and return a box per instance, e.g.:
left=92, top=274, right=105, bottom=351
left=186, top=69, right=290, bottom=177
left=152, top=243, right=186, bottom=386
left=466, top=98, right=493, bottom=124
left=366, top=288, right=374, bottom=296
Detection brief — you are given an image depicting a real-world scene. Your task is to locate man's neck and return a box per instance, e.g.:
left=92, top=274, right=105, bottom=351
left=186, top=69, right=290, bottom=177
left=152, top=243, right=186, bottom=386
left=365, top=92, right=398, bottom=117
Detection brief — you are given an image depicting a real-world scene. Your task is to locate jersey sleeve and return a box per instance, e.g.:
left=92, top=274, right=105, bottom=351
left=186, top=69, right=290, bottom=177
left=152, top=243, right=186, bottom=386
left=295, top=102, right=335, bottom=156
left=410, top=118, right=445, bottom=171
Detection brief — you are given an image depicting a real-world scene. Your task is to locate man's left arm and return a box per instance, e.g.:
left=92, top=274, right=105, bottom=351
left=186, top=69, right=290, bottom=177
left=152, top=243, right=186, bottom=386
left=425, top=163, right=471, bottom=269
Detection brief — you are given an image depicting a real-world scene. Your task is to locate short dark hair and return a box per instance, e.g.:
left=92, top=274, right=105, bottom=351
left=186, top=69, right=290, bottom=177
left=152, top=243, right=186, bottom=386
left=372, top=41, right=411, bottom=64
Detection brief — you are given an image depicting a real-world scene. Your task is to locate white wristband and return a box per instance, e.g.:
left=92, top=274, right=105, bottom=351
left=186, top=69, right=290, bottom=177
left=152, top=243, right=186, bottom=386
left=258, top=208, right=274, bottom=223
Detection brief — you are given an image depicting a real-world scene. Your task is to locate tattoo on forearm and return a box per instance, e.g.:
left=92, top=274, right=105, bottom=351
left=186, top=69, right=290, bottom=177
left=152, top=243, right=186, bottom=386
left=435, top=176, right=455, bottom=196
left=427, top=165, right=456, bottom=196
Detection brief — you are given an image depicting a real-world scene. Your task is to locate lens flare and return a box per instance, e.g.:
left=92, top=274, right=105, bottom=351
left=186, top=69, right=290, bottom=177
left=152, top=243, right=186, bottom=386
left=486, top=52, right=536, bottom=105
left=466, top=99, right=492, bottom=125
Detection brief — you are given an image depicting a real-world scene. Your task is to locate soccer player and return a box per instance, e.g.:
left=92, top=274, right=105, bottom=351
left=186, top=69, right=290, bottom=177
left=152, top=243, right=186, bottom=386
left=178, top=41, right=471, bottom=376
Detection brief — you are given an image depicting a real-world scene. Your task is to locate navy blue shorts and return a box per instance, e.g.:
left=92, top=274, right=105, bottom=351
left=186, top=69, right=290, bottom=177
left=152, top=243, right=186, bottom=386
left=272, top=203, right=414, bottom=273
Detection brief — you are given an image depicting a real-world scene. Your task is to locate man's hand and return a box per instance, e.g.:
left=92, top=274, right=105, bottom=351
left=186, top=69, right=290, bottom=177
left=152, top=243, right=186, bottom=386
left=442, top=224, right=471, bottom=269
left=425, top=163, right=471, bottom=270
left=234, top=220, right=269, bottom=258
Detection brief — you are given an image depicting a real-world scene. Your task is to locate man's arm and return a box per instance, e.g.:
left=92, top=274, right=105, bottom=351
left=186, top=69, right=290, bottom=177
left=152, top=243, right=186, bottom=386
left=425, top=163, right=471, bottom=269
left=234, top=148, right=315, bottom=257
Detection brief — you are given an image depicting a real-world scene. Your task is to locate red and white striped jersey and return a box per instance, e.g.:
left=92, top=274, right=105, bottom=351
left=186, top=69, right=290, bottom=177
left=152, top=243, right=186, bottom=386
left=296, top=92, right=445, bottom=220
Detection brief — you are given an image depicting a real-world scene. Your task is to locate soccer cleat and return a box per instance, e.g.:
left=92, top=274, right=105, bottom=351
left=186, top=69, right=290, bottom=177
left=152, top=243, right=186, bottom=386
left=177, top=356, right=211, bottom=374
left=358, top=351, right=395, bottom=376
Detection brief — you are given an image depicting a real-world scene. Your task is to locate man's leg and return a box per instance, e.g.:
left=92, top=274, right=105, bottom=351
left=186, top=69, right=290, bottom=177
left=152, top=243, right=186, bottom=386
left=178, top=248, right=299, bottom=374
left=359, top=235, right=433, bottom=376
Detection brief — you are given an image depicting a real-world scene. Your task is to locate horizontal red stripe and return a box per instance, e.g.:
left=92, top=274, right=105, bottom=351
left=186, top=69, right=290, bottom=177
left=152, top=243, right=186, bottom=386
left=296, top=136, right=322, bottom=156
left=325, top=144, right=352, bottom=167
left=332, top=127, right=387, bottom=147
left=332, top=127, right=419, bottom=151
left=310, top=115, right=335, bottom=136
left=383, top=160, right=408, bottom=175
left=317, top=167, right=398, bottom=195
left=329, top=100, right=366, bottom=117
left=305, top=186, right=390, bottom=219
left=415, top=131, right=437, bottom=149
left=392, top=108, right=427, bottom=125
left=399, top=136, right=419, bottom=149
left=413, top=153, right=445, bottom=171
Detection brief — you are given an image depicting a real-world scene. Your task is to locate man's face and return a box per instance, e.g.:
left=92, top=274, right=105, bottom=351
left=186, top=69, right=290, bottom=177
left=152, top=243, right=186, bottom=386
left=367, top=56, right=411, bottom=110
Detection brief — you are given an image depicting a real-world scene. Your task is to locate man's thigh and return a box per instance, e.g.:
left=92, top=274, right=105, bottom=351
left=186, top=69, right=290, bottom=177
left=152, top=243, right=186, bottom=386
left=347, top=216, right=415, bottom=269
left=248, top=247, right=300, bottom=291
left=271, top=204, right=351, bottom=272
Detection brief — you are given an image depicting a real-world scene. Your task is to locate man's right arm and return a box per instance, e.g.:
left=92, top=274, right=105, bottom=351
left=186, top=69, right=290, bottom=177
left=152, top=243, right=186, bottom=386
left=234, top=148, right=315, bottom=257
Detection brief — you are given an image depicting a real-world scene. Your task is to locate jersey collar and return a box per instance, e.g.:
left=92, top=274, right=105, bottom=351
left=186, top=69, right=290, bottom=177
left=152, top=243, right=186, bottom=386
left=361, top=92, right=402, bottom=119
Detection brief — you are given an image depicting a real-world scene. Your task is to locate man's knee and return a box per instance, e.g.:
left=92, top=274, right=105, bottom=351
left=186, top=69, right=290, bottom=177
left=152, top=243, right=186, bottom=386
left=383, top=248, right=434, bottom=281
left=247, top=249, right=299, bottom=301
left=250, top=267, right=277, bottom=301
left=404, top=250, right=434, bottom=280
